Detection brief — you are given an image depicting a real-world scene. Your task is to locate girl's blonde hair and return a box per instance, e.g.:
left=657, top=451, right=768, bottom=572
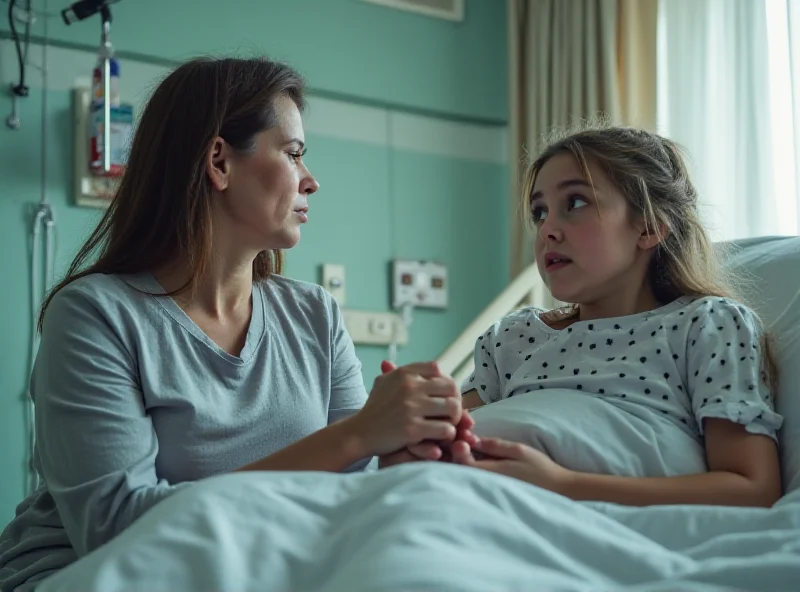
left=520, top=123, right=778, bottom=389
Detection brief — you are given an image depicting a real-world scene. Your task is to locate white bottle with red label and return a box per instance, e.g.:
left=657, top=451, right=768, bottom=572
left=89, top=53, right=132, bottom=178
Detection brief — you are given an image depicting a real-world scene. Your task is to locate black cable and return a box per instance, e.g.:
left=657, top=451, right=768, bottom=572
left=22, top=0, right=32, bottom=63
left=8, top=0, right=29, bottom=97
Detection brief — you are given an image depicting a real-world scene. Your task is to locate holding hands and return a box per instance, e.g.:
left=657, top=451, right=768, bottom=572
left=370, top=361, right=477, bottom=468
left=367, top=361, right=570, bottom=495
left=347, top=360, right=476, bottom=463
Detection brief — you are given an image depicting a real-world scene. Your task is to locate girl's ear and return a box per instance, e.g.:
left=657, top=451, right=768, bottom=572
left=638, top=221, right=669, bottom=251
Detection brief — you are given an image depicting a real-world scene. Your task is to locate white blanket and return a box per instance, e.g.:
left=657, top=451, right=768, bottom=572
left=38, top=464, right=800, bottom=592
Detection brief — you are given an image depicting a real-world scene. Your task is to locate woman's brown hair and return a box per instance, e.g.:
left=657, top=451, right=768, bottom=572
left=521, top=124, right=778, bottom=389
left=39, top=56, right=305, bottom=331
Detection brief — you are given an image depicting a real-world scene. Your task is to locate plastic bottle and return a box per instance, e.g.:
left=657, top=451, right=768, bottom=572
left=91, top=54, right=120, bottom=109
left=89, top=51, right=131, bottom=177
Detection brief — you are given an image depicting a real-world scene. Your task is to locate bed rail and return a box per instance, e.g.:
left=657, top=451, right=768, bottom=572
left=436, top=264, right=551, bottom=385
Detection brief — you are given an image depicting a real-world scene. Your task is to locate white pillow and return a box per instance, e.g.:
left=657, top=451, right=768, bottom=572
left=471, top=389, right=708, bottom=478
left=722, top=236, right=800, bottom=493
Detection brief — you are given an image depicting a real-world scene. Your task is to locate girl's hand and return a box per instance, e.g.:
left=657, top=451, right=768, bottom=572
left=348, top=361, right=462, bottom=457
left=451, top=437, right=571, bottom=492
left=452, top=408, right=479, bottom=449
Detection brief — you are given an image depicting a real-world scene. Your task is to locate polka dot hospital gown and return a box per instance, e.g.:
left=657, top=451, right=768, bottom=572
left=463, top=296, right=783, bottom=443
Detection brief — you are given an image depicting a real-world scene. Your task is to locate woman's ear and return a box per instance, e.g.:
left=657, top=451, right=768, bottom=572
left=206, top=137, right=231, bottom=192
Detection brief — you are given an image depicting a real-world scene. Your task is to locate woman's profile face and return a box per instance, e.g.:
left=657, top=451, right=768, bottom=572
left=209, top=94, right=320, bottom=255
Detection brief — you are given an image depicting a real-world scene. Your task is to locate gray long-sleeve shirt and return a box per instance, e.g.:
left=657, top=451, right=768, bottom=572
left=0, top=272, right=368, bottom=591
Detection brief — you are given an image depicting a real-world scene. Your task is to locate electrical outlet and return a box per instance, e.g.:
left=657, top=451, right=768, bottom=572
left=320, top=264, right=346, bottom=305
left=392, top=260, right=448, bottom=309
left=342, top=310, right=408, bottom=346
left=369, top=317, right=393, bottom=339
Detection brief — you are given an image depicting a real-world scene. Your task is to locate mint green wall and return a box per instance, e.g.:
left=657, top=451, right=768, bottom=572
left=1, top=0, right=507, bottom=123
left=0, top=0, right=508, bottom=524
left=293, top=141, right=509, bottom=387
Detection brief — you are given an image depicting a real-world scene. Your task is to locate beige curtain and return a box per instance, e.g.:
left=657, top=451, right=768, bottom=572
left=507, top=0, right=659, bottom=298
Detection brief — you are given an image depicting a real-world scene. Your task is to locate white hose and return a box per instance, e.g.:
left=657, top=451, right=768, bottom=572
left=45, top=217, right=55, bottom=288
left=27, top=209, right=45, bottom=494
left=29, top=211, right=44, bottom=372
left=387, top=303, right=414, bottom=365
left=25, top=0, right=52, bottom=494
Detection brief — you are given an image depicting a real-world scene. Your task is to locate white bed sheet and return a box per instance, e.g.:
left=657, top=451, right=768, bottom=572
left=38, top=464, right=800, bottom=592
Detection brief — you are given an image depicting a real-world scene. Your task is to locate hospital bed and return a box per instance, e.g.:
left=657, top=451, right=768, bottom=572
left=36, top=236, right=800, bottom=592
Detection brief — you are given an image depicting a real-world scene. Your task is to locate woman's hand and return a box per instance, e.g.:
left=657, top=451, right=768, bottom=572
left=451, top=437, right=571, bottom=492
left=375, top=361, right=479, bottom=468
left=347, top=361, right=462, bottom=457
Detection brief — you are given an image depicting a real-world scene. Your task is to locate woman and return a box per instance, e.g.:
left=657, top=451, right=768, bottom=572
left=0, top=57, right=472, bottom=591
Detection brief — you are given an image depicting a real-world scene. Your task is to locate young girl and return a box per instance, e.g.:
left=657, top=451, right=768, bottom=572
left=454, top=126, right=783, bottom=507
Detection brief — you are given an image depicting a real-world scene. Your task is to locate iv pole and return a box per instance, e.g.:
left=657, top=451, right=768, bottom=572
left=61, top=0, right=121, bottom=173
left=18, top=0, right=119, bottom=496
left=99, top=5, right=112, bottom=173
